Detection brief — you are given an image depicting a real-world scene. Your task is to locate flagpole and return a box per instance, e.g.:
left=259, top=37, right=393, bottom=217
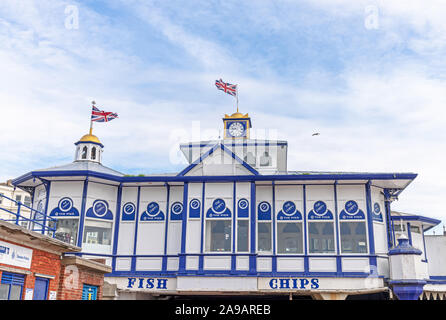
left=90, top=101, right=95, bottom=135
left=236, top=84, right=239, bottom=113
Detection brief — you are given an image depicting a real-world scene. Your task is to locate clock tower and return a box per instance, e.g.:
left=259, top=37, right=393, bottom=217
left=222, top=111, right=252, bottom=139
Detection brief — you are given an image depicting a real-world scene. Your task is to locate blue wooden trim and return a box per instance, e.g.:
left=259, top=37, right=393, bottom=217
left=249, top=182, right=256, bottom=274
left=384, top=191, right=393, bottom=249
left=407, top=222, right=412, bottom=245
left=42, top=181, right=51, bottom=235
left=74, top=140, right=104, bottom=148
left=131, top=186, right=141, bottom=271
left=220, top=144, right=259, bottom=175
left=422, top=225, right=428, bottom=262
left=333, top=182, right=342, bottom=275
left=179, top=182, right=188, bottom=273
left=231, top=182, right=236, bottom=273
left=12, top=169, right=418, bottom=186
left=162, top=184, right=170, bottom=272
left=199, top=183, right=205, bottom=273
left=272, top=182, right=277, bottom=273
left=77, top=178, right=89, bottom=247
left=111, top=184, right=123, bottom=271
left=181, top=142, right=288, bottom=148
left=365, top=182, right=377, bottom=271
left=391, top=215, right=442, bottom=228
left=303, top=185, right=309, bottom=275
left=178, top=144, right=220, bottom=176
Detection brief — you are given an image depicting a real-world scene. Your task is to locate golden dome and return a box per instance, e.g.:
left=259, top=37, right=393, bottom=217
left=79, top=133, right=101, bottom=144
left=224, top=112, right=249, bottom=119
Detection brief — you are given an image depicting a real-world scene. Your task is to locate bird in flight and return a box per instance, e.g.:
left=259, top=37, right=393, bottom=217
left=312, top=133, right=320, bottom=136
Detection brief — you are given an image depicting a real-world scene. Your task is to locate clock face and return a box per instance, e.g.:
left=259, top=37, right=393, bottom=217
left=228, top=122, right=245, bottom=137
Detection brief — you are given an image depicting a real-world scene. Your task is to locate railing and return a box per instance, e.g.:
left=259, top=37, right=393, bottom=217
left=0, top=193, right=57, bottom=236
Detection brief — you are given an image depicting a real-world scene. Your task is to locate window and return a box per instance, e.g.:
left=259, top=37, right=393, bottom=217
left=244, top=152, right=256, bottom=166
left=83, top=220, right=112, bottom=247
left=277, top=222, right=303, bottom=254
left=410, top=225, right=421, bottom=233
left=205, top=220, right=231, bottom=252
left=51, top=218, right=79, bottom=245
left=91, top=147, right=96, bottom=160
left=0, top=272, right=25, bottom=300
left=15, top=195, right=21, bottom=206
left=260, top=151, right=272, bottom=167
left=24, top=196, right=31, bottom=207
left=340, top=222, right=368, bottom=253
left=393, top=223, right=406, bottom=232
left=308, top=222, right=335, bottom=253
left=237, top=220, right=249, bottom=252
left=81, top=146, right=88, bottom=159
left=257, top=222, right=272, bottom=252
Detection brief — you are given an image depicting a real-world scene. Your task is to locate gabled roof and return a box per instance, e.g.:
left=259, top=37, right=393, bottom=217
left=177, top=143, right=259, bottom=176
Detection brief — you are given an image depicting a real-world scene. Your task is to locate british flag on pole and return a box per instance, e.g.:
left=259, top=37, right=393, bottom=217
left=215, top=79, right=237, bottom=97
left=91, top=104, right=118, bottom=122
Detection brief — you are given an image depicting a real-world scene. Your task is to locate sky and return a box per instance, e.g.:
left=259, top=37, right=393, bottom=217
left=0, top=0, right=445, bottom=233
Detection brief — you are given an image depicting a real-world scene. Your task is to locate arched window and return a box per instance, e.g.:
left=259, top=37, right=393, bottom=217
left=81, top=146, right=88, bottom=159
left=91, top=147, right=96, bottom=160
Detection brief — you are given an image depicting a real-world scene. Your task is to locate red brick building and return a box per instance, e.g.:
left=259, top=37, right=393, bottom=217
left=0, top=220, right=111, bottom=300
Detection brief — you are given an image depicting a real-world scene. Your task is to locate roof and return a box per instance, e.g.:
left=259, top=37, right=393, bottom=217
left=391, top=211, right=442, bottom=231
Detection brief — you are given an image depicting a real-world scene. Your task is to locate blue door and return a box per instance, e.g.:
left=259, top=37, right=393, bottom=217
left=33, top=277, right=49, bottom=300
left=82, top=284, right=98, bottom=300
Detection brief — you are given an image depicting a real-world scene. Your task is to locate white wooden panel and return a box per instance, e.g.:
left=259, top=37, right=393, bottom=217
left=185, top=220, right=201, bottom=253
left=140, top=186, right=167, bottom=202
left=167, top=258, right=179, bottom=271
left=169, top=186, right=184, bottom=203
left=205, top=183, right=233, bottom=198
left=275, top=185, right=303, bottom=201
left=277, top=257, right=305, bottom=272
left=256, top=186, right=273, bottom=202
left=167, top=222, right=182, bottom=254
left=136, top=223, right=165, bottom=254
left=337, top=185, right=366, bottom=200
left=88, top=182, right=118, bottom=201
left=236, top=256, right=249, bottom=270
left=306, top=185, right=334, bottom=201
left=309, top=257, right=337, bottom=272
left=50, top=181, right=84, bottom=197
left=117, top=223, right=135, bottom=254
left=186, top=256, right=199, bottom=270
left=115, top=258, right=131, bottom=271
left=374, top=222, right=387, bottom=254
left=188, top=183, right=203, bottom=198
left=342, top=258, right=370, bottom=272
left=377, top=257, right=389, bottom=277
left=257, top=257, right=272, bottom=272
left=204, top=256, right=231, bottom=270
left=136, top=258, right=162, bottom=271
left=236, top=182, right=251, bottom=198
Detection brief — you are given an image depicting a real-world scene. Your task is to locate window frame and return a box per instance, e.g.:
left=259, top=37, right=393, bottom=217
left=276, top=221, right=304, bottom=255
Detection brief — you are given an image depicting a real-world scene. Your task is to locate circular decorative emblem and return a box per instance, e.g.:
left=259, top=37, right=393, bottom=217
left=93, top=200, right=108, bottom=217
left=190, top=199, right=200, bottom=210
left=282, top=201, right=296, bottom=216
left=238, top=199, right=249, bottom=210
left=123, top=202, right=136, bottom=215
left=228, top=122, right=245, bottom=137
left=373, top=203, right=381, bottom=215
left=259, top=201, right=271, bottom=212
left=171, top=202, right=183, bottom=215
left=37, top=200, right=44, bottom=212
left=58, top=197, right=73, bottom=213
left=212, top=198, right=226, bottom=214
left=313, top=201, right=327, bottom=216
left=146, top=202, right=160, bottom=216
left=345, top=200, right=359, bottom=215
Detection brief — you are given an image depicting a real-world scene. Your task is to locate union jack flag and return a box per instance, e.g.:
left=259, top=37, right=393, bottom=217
left=91, top=106, right=118, bottom=122
left=215, top=79, right=237, bottom=97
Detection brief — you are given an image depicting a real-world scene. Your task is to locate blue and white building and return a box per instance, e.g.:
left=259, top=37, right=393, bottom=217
left=10, top=111, right=446, bottom=300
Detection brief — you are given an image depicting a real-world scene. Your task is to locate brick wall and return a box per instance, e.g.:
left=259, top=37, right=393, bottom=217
left=57, top=263, right=106, bottom=300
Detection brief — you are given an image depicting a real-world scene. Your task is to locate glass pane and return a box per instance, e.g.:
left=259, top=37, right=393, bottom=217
left=83, top=221, right=112, bottom=246
left=237, top=220, right=249, bottom=252
left=340, top=222, right=368, bottom=253
left=205, top=220, right=231, bottom=252
left=257, top=222, right=272, bottom=252
left=0, top=284, right=9, bottom=300
left=9, top=285, right=22, bottom=300
left=308, top=222, right=335, bottom=253
left=52, top=219, right=79, bottom=245
left=277, top=222, right=303, bottom=254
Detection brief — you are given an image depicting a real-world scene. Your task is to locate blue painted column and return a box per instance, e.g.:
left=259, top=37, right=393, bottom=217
left=389, top=237, right=426, bottom=300
left=131, top=186, right=141, bottom=271
left=249, top=181, right=256, bottom=274
left=77, top=178, right=89, bottom=248
left=333, top=182, right=342, bottom=276
left=179, top=182, right=189, bottom=274
left=303, top=185, right=309, bottom=275
left=42, top=181, right=51, bottom=235
left=271, top=182, right=277, bottom=273
left=162, top=183, right=170, bottom=272
left=365, top=181, right=377, bottom=272
left=198, top=183, right=205, bottom=273
left=231, top=182, right=237, bottom=274
left=383, top=189, right=394, bottom=249
left=111, top=183, right=122, bottom=272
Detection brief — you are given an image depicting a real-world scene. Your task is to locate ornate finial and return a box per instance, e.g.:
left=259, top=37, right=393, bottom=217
left=92, top=101, right=96, bottom=105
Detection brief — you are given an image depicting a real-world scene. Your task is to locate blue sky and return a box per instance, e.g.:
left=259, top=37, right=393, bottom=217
left=1, top=0, right=445, bottom=232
